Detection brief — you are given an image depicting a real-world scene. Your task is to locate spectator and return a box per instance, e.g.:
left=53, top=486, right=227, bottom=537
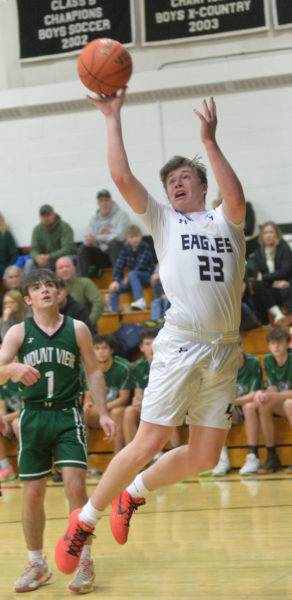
left=25, top=204, right=77, bottom=274
left=0, top=213, right=18, bottom=278
left=251, top=221, right=292, bottom=325
left=109, top=225, right=155, bottom=312
left=240, top=271, right=258, bottom=331
left=57, top=278, right=97, bottom=336
left=253, top=327, right=292, bottom=474
left=0, top=374, right=22, bottom=481
left=1, top=265, right=24, bottom=312
left=84, top=334, right=133, bottom=455
left=150, top=267, right=170, bottom=321
left=0, top=290, right=28, bottom=343
left=55, top=256, right=105, bottom=326
left=212, top=338, right=263, bottom=476
left=123, top=330, right=179, bottom=454
left=78, top=189, right=130, bottom=276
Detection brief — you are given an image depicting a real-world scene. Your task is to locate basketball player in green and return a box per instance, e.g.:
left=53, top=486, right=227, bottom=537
left=0, top=268, right=116, bottom=594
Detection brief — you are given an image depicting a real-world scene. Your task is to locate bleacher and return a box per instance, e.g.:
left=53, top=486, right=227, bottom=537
left=2, top=267, right=292, bottom=474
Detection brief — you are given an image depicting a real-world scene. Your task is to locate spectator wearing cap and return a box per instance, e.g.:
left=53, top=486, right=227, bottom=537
left=24, top=205, right=77, bottom=274
left=77, top=189, right=130, bottom=277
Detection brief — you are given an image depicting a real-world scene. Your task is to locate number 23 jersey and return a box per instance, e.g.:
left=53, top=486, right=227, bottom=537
left=140, top=196, right=245, bottom=333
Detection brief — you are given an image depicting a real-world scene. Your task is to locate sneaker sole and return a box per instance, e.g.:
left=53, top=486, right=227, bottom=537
left=14, top=571, right=52, bottom=592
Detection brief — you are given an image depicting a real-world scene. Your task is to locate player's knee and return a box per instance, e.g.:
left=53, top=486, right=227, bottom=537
left=283, top=398, right=292, bottom=417
left=111, top=406, right=125, bottom=423
left=243, top=402, right=257, bottom=417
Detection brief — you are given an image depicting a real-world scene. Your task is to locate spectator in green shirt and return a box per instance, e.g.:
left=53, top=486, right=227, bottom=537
left=84, top=334, right=133, bottom=455
left=55, top=256, right=105, bottom=326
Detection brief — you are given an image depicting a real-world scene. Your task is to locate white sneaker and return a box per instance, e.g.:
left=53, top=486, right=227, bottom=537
left=68, top=558, right=95, bottom=593
left=131, top=297, right=147, bottom=310
left=14, top=558, right=52, bottom=592
left=212, top=447, right=230, bottom=476
left=239, top=453, right=260, bottom=475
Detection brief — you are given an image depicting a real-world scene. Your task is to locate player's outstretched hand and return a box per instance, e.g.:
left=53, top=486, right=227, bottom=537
left=10, top=363, right=41, bottom=386
left=86, top=87, right=127, bottom=117
left=99, top=414, right=116, bottom=443
left=193, top=97, right=217, bottom=145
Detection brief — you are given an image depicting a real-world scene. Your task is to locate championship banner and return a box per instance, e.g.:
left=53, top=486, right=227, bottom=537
left=16, top=0, right=134, bottom=62
left=272, top=0, right=292, bottom=29
left=141, top=0, right=268, bottom=45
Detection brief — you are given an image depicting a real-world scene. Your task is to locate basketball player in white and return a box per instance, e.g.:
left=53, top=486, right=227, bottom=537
left=56, top=94, right=245, bottom=571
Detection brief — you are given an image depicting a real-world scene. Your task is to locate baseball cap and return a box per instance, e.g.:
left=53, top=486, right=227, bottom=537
left=96, top=189, right=111, bottom=199
left=39, top=204, right=54, bottom=215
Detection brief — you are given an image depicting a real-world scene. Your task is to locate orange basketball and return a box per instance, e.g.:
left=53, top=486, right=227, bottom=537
left=77, top=38, right=132, bottom=96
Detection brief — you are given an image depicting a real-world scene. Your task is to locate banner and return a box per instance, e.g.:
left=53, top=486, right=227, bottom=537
left=141, top=0, right=268, bottom=45
left=16, top=0, right=134, bottom=61
left=272, top=0, right=292, bottom=29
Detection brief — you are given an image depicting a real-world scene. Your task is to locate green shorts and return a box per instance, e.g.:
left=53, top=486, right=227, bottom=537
left=18, top=405, right=87, bottom=480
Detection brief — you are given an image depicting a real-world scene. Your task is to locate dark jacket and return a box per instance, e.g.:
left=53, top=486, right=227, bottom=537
left=0, top=231, right=18, bottom=270
left=252, top=239, right=292, bottom=284
left=59, top=294, right=97, bottom=336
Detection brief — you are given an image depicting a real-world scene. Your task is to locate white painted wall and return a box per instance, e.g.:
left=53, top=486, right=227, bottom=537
left=0, top=1, right=291, bottom=247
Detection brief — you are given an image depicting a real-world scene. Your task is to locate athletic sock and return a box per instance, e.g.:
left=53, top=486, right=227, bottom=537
left=80, top=545, right=91, bottom=560
left=248, top=446, right=258, bottom=456
left=126, top=472, right=150, bottom=499
left=79, top=499, right=102, bottom=528
left=267, top=446, right=277, bottom=457
left=28, top=550, right=43, bottom=564
left=0, top=459, right=9, bottom=469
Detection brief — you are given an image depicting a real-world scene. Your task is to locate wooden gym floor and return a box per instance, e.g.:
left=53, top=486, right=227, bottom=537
left=1, top=471, right=292, bottom=599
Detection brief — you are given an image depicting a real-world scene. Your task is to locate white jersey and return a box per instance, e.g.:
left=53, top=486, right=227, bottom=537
left=139, top=195, right=245, bottom=335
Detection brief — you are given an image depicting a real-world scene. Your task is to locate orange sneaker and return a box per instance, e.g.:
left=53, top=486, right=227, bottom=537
left=55, top=508, right=95, bottom=575
left=110, top=490, right=145, bottom=545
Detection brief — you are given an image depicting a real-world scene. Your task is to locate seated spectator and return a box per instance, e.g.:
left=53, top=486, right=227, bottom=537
left=55, top=256, right=105, bottom=326
left=25, top=204, right=77, bottom=274
left=150, top=267, right=170, bottom=321
left=240, top=271, right=258, bottom=331
left=57, top=278, right=97, bottom=336
left=83, top=334, right=133, bottom=455
left=0, top=290, right=29, bottom=343
left=251, top=221, right=292, bottom=325
left=109, top=225, right=155, bottom=312
left=1, top=265, right=24, bottom=312
left=0, top=213, right=18, bottom=279
left=0, top=373, right=22, bottom=481
left=78, top=189, right=130, bottom=276
left=212, top=337, right=263, bottom=476
left=253, top=327, right=292, bottom=474
left=123, top=330, right=179, bottom=457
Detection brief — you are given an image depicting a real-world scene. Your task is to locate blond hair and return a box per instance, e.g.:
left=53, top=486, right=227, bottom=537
left=3, top=289, right=26, bottom=320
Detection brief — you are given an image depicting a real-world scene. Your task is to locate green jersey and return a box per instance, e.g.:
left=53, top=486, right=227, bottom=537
left=236, top=353, right=263, bottom=398
left=18, top=316, right=81, bottom=406
left=264, top=351, right=292, bottom=391
left=133, top=356, right=150, bottom=390
left=0, top=379, right=23, bottom=412
left=103, top=356, right=133, bottom=403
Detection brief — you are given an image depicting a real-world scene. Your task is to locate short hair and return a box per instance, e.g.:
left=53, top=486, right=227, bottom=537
left=160, top=155, right=208, bottom=191
left=39, top=204, right=54, bottom=216
left=22, top=268, right=59, bottom=297
left=126, top=224, right=142, bottom=237
left=140, top=329, right=157, bottom=344
left=3, top=265, right=23, bottom=287
left=56, top=277, right=67, bottom=289
left=92, top=333, right=118, bottom=352
left=267, top=327, right=290, bottom=344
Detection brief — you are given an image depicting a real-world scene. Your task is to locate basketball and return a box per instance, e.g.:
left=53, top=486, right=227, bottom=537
left=77, top=38, right=132, bottom=96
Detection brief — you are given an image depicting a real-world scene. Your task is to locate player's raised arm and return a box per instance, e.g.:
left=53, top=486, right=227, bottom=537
left=194, top=97, right=245, bottom=224
left=74, top=320, right=116, bottom=442
left=87, top=89, right=148, bottom=214
left=0, top=323, right=40, bottom=386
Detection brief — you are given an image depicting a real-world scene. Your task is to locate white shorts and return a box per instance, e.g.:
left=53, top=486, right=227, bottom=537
left=141, top=326, right=238, bottom=430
